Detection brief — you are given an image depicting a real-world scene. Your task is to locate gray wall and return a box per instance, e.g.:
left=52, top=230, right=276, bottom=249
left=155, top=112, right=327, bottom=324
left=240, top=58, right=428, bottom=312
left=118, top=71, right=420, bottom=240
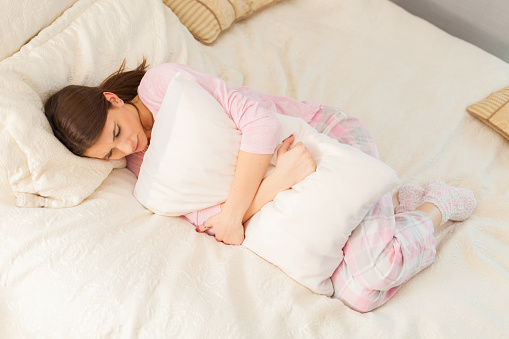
left=389, top=0, right=509, bottom=63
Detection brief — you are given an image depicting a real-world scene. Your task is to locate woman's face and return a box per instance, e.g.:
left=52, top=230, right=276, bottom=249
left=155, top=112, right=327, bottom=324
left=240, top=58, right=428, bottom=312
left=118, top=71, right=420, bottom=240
left=84, top=94, right=149, bottom=160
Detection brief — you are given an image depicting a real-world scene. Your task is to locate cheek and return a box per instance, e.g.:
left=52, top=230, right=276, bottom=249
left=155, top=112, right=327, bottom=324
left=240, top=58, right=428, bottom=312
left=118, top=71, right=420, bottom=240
left=128, top=114, right=144, bottom=133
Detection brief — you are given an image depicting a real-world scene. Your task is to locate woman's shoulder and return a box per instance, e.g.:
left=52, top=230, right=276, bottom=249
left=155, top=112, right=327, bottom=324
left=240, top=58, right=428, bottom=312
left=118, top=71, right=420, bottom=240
left=138, top=64, right=180, bottom=101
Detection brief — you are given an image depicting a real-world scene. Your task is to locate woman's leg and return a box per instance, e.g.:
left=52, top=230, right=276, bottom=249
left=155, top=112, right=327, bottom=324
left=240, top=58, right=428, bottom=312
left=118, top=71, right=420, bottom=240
left=309, top=107, right=435, bottom=312
left=399, top=180, right=477, bottom=227
left=331, top=195, right=435, bottom=313
left=309, top=107, right=475, bottom=312
left=308, top=106, right=379, bottom=158
left=332, top=181, right=475, bottom=313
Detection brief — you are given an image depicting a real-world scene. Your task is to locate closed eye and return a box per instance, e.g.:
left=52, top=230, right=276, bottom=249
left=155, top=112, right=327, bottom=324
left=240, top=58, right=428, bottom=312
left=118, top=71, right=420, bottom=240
left=103, top=123, right=120, bottom=159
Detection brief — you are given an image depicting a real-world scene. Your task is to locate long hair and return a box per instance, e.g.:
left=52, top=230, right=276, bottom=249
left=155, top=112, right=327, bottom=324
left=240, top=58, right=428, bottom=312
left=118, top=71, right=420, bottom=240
left=44, top=58, right=149, bottom=156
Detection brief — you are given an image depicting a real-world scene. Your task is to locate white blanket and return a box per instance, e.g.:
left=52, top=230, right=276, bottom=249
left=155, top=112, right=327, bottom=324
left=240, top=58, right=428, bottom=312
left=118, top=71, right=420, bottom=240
left=1, top=0, right=508, bottom=337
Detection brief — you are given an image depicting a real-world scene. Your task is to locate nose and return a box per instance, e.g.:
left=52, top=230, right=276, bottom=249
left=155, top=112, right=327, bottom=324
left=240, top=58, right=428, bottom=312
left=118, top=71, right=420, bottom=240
left=118, top=137, right=135, bottom=156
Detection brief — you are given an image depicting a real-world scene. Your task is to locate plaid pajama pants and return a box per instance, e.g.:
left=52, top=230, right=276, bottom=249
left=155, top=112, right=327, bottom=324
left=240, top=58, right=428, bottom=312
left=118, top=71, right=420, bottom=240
left=307, top=106, right=436, bottom=313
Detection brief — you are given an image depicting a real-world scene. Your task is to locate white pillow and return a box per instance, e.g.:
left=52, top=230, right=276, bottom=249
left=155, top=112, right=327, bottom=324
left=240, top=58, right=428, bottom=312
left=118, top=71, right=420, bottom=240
left=0, top=0, right=76, bottom=61
left=134, top=73, right=400, bottom=296
left=0, top=0, right=242, bottom=208
left=134, top=72, right=242, bottom=215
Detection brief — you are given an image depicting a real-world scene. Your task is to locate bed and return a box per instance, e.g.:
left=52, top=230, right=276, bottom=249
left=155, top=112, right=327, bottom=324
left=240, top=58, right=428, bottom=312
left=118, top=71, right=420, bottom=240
left=1, top=0, right=508, bottom=337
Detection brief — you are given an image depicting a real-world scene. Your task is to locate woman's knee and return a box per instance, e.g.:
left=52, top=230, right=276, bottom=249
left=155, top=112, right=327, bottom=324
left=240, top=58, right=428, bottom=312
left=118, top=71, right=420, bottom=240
left=335, top=287, right=388, bottom=313
left=332, top=263, right=396, bottom=313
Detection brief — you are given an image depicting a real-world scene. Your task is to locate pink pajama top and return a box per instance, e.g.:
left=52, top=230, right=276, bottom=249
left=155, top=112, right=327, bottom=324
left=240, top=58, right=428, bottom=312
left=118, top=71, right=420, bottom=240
left=126, top=63, right=321, bottom=226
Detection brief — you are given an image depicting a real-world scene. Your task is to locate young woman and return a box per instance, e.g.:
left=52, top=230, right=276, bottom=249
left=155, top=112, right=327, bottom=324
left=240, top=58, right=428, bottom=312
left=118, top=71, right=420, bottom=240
left=44, top=60, right=476, bottom=312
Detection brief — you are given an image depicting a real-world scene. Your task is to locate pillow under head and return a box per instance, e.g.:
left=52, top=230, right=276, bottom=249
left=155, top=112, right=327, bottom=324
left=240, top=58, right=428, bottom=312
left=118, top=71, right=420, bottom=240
left=0, top=0, right=243, bottom=208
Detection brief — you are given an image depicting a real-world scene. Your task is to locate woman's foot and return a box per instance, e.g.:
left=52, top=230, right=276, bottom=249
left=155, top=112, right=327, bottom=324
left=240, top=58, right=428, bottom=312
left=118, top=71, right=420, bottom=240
left=422, top=179, right=477, bottom=226
left=396, top=183, right=425, bottom=214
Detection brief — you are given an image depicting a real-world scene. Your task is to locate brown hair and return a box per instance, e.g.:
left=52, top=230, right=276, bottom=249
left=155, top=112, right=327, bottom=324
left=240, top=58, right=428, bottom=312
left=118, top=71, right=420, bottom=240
left=44, top=58, right=149, bottom=156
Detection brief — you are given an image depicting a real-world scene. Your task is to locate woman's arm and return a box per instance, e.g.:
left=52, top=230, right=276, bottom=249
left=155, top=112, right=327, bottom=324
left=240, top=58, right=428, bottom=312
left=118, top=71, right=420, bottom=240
left=241, top=136, right=316, bottom=222
left=138, top=64, right=284, bottom=241
left=197, top=135, right=316, bottom=238
left=211, top=151, right=272, bottom=245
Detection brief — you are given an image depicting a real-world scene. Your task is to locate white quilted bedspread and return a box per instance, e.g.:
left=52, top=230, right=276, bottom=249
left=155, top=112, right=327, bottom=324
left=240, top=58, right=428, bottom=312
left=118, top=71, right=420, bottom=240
left=1, top=0, right=509, bottom=337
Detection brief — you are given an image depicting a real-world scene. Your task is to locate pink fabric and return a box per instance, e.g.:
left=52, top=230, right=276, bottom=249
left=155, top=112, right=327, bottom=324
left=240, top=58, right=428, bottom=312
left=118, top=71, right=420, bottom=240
left=422, top=179, right=477, bottom=225
left=396, top=183, right=425, bottom=214
left=126, top=63, right=321, bottom=226
left=308, top=107, right=435, bottom=313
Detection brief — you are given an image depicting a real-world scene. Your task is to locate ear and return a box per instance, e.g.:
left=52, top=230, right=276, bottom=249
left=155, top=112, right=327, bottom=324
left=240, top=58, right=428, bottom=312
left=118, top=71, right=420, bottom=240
left=103, top=92, right=124, bottom=106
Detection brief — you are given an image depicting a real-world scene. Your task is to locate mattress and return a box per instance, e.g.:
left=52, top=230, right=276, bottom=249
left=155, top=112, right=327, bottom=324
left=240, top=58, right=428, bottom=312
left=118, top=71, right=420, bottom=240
left=1, top=0, right=508, bottom=337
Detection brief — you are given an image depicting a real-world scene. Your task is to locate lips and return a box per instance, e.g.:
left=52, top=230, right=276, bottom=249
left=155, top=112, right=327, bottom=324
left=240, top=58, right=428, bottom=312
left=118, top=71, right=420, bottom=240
left=134, top=136, right=140, bottom=152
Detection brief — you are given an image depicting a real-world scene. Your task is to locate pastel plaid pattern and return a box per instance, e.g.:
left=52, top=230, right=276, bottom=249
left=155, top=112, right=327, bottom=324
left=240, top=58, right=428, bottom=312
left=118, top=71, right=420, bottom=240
left=308, top=107, right=436, bottom=313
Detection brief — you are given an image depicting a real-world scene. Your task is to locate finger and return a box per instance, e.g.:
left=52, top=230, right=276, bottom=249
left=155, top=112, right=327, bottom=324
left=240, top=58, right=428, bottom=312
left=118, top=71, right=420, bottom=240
left=297, top=142, right=310, bottom=153
left=195, top=221, right=213, bottom=233
left=277, top=134, right=294, bottom=155
left=284, top=134, right=295, bottom=146
left=222, top=236, right=244, bottom=246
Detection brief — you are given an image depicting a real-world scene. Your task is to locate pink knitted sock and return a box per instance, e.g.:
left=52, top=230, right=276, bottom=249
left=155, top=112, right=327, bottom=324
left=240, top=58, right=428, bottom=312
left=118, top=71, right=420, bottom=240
left=396, top=183, right=425, bottom=214
left=422, top=179, right=477, bottom=225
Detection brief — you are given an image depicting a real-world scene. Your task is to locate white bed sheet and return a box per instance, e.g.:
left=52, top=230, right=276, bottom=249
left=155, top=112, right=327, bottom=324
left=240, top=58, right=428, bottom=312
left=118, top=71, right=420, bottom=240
left=1, top=0, right=509, bottom=337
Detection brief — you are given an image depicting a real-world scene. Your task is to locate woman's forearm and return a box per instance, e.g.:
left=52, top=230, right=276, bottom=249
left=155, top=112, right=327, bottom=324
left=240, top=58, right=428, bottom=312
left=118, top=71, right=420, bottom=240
left=242, top=138, right=317, bottom=223
left=222, top=151, right=272, bottom=221
left=200, top=136, right=316, bottom=241
left=242, top=173, right=283, bottom=223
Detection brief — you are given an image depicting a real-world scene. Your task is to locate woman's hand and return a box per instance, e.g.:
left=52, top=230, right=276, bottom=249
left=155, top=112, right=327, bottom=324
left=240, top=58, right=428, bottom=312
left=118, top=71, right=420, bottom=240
left=235, top=135, right=317, bottom=224
left=196, top=150, right=273, bottom=245
left=271, top=135, right=316, bottom=191
left=196, top=203, right=245, bottom=245
left=196, top=135, right=316, bottom=243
